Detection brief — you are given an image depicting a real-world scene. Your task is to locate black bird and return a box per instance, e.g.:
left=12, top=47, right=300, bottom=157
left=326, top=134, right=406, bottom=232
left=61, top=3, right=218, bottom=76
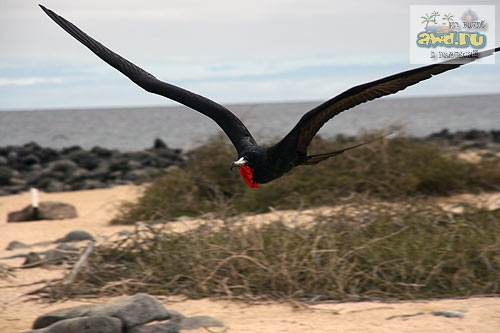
left=40, top=5, right=499, bottom=188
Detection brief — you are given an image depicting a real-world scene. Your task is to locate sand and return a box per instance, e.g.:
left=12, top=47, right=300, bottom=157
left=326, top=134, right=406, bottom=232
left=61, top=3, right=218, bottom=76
left=0, top=186, right=499, bottom=332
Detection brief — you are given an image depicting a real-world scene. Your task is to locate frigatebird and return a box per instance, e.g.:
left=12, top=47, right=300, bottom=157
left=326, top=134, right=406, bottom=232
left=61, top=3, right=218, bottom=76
left=40, top=5, right=499, bottom=188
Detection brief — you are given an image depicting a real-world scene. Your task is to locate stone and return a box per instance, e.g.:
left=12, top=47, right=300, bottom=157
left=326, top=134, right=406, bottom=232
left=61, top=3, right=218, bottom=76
left=5, top=240, right=31, bottom=250
left=7, top=201, right=78, bottom=222
left=463, top=129, right=488, bottom=141
left=32, top=305, right=96, bottom=329
left=118, top=229, right=132, bottom=236
left=491, top=130, right=500, bottom=143
left=128, top=323, right=180, bottom=333
left=68, top=150, right=101, bottom=170
left=21, top=153, right=41, bottom=167
left=153, top=138, right=168, bottom=150
left=0, top=166, right=13, bottom=185
left=22, top=252, right=42, bottom=266
left=55, top=230, right=94, bottom=243
left=48, top=159, right=79, bottom=175
left=90, top=293, right=172, bottom=328
left=60, top=145, right=83, bottom=155
left=128, top=313, right=225, bottom=333
left=44, top=179, right=67, bottom=193
left=44, top=248, right=79, bottom=264
left=124, top=169, right=155, bottom=182
left=7, top=151, right=18, bottom=164
left=66, top=168, right=91, bottom=183
left=431, top=310, right=465, bottom=319
left=33, top=294, right=172, bottom=330
left=38, top=147, right=60, bottom=164
left=90, top=146, right=114, bottom=158
left=30, top=315, right=122, bottom=333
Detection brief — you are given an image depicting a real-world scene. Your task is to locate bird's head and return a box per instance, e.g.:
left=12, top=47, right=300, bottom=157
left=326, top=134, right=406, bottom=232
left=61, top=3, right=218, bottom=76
left=230, top=150, right=269, bottom=188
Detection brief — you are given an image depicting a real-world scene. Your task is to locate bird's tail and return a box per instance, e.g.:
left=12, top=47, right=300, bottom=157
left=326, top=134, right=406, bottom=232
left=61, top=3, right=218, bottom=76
left=304, top=132, right=392, bottom=165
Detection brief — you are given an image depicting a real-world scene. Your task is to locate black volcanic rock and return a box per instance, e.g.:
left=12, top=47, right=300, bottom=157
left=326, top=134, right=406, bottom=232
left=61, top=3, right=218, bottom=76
left=1, top=131, right=497, bottom=196
left=0, top=139, right=186, bottom=195
left=0, top=166, right=12, bottom=185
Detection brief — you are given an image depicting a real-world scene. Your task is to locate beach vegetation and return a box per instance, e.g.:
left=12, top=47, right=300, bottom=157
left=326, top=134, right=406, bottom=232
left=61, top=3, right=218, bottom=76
left=39, top=203, right=500, bottom=301
left=111, top=133, right=500, bottom=224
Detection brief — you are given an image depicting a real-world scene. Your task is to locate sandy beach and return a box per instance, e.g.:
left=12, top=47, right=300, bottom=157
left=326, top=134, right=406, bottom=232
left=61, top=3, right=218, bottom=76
left=0, top=186, right=499, bottom=332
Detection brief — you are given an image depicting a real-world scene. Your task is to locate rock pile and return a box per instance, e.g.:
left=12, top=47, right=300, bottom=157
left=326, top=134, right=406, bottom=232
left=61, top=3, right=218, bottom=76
left=2, top=130, right=498, bottom=196
left=0, top=139, right=185, bottom=195
left=426, top=129, right=500, bottom=146
left=26, top=293, right=225, bottom=333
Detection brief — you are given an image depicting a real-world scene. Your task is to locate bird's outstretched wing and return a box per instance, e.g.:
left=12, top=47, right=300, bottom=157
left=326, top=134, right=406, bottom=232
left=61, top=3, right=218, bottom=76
left=276, top=47, right=499, bottom=156
left=39, top=5, right=257, bottom=154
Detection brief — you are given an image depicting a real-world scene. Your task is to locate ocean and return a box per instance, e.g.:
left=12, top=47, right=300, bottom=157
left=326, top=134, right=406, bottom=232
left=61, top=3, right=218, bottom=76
left=0, top=94, right=499, bottom=151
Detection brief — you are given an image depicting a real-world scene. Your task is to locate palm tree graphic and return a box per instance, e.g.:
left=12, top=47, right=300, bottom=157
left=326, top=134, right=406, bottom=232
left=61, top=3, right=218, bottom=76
left=421, top=13, right=433, bottom=31
left=443, top=13, right=455, bottom=27
left=431, top=11, right=440, bottom=24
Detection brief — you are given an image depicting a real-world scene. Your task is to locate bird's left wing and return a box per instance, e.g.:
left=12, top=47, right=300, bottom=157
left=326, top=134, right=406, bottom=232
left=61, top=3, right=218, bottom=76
left=275, top=47, right=499, bottom=156
left=39, top=5, right=257, bottom=154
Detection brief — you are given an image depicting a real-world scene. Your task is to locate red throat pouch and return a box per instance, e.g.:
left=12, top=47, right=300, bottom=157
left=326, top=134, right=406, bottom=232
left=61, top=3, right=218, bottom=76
left=239, top=166, right=259, bottom=188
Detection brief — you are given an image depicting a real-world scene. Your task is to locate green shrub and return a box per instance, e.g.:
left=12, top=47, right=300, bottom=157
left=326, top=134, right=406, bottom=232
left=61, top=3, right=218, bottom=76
left=112, top=134, right=500, bottom=224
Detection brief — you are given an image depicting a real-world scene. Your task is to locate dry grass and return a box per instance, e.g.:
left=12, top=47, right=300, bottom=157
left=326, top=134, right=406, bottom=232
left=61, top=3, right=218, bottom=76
left=38, top=202, right=500, bottom=302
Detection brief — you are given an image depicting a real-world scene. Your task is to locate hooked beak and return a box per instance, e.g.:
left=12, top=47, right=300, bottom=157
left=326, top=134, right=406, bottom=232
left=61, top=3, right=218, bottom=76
left=230, top=157, right=248, bottom=171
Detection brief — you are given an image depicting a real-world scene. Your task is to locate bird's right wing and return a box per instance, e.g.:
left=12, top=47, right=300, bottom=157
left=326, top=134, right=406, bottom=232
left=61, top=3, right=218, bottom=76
left=40, top=5, right=257, bottom=154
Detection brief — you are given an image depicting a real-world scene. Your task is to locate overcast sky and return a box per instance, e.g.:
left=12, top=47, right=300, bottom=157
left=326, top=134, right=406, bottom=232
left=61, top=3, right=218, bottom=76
left=1, top=0, right=499, bottom=110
